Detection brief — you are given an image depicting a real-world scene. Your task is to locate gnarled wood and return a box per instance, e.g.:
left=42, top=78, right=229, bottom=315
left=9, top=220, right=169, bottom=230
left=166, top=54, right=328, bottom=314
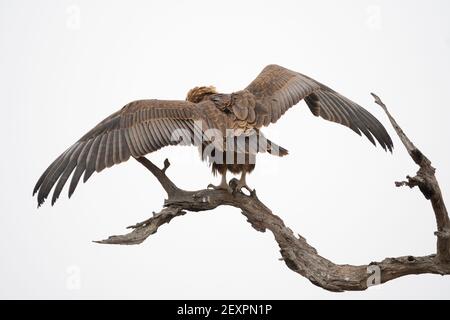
left=96, top=94, right=450, bottom=292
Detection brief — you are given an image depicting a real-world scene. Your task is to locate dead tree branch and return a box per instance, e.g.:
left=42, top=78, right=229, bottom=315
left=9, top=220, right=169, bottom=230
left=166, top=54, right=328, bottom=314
left=371, top=93, right=450, bottom=263
left=95, top=94, right=450, bottom=292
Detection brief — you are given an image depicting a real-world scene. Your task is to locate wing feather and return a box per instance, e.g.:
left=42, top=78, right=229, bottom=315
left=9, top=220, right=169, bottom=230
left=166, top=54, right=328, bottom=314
left=105, top=131, right=115, bottom=168
left=51, top=143, right=84, bottom=205
left=83, top=134, right=102, bottom=183
left=246, top=64, right=393, bottom=151
left=95, top=133, right=108, bottom=173
left=37, top=145, right=76, bottom=206
left=142, top=122, right=158, bottom=151
left=34, top=99, right=199, bottom=205
left=68, top=139, right=93, bottom=198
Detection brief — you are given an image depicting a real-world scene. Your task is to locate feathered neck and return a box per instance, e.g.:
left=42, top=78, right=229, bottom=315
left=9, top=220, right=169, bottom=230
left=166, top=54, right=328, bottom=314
left=186, top=86, right=217, bottom=103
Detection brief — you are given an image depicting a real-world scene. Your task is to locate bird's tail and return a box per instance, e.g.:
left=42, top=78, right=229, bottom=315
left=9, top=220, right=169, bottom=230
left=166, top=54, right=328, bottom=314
left=265, top=138, right=289, bottom=157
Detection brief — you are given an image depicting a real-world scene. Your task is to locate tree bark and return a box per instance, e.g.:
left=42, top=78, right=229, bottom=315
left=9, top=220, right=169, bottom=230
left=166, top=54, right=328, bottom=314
left=95, top=94, right=450, bottom=292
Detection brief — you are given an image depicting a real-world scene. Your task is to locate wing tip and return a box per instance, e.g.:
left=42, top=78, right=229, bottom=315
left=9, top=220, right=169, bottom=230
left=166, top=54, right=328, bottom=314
left=375, top=136, right=394, bottom=153
left=37, top=196, right=46, bottom=208
left=68, top=184, right=77, bottom=199
left=387, top=141, right=394, bottom=153
left=32, top=186, right=39, bottom=197
left=51, top=194, right=59, bottom=206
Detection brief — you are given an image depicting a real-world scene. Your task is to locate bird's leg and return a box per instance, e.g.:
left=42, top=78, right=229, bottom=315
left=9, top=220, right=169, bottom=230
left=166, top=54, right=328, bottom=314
left=233, top=170, right=253, bottom=194
left=207, top=172, right=232, bottom=193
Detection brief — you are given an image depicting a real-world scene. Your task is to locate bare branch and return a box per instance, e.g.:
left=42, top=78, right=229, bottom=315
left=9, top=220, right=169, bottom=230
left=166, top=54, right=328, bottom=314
left=95, top=95, right=450, bottom=291
left=372, top=93, right=450, bottom=263
left=371, top=93, right=430, bottom=166
left=134, top=157, right=179, bottom=196
left=94, top=207, right=186, bottom=245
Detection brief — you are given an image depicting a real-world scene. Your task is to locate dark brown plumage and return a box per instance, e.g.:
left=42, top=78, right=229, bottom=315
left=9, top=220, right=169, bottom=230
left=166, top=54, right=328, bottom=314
left=33, top=64, right=393, bottom=206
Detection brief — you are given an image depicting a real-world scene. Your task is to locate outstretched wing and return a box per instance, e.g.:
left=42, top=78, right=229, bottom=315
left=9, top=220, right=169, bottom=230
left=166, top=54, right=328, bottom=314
left=33, top=99, right=201, bottom=206
left=246, top=64, right=393, bottom=151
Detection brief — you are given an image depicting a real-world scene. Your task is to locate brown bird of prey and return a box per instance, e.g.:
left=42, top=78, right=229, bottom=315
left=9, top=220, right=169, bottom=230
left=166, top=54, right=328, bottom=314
left=33, top=64, right=393, bottom=206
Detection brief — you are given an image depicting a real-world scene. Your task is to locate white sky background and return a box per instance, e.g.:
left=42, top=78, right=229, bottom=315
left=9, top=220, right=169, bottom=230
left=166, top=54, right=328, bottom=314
left=0, top=0, right=450, bottom=299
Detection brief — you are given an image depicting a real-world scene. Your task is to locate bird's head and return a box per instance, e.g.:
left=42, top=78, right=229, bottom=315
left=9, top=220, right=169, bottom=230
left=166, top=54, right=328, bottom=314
left=186, top=86, right=217, bottom=103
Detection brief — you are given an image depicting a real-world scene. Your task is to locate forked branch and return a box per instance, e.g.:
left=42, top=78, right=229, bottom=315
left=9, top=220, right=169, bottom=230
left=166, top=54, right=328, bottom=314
left=96, top=94, right=450, bottom=292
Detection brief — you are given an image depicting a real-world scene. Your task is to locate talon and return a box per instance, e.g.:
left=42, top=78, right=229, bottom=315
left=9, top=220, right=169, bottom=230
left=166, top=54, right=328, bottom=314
left=208, top=172, right=233, bottom=193
left=230, top=171, right=253, bottom=195
left=233, top=182, right=253, bottom=195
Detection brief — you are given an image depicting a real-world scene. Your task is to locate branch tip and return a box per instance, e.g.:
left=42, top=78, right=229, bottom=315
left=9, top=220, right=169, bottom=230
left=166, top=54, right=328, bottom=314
left=162, top=158, right=170, bottom=173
